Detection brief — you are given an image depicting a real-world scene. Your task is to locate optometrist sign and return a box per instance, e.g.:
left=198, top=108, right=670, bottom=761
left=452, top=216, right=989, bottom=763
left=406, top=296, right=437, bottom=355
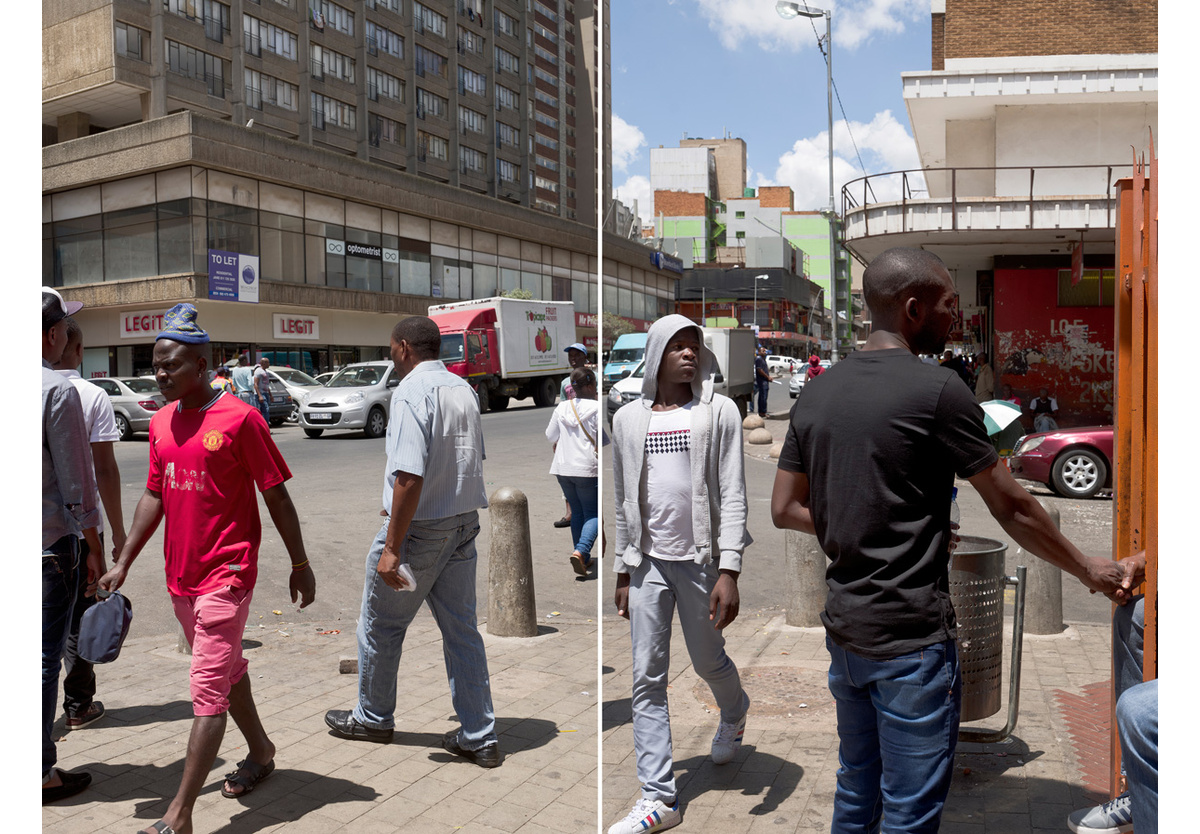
left=208, top=249, right=260, bottom=303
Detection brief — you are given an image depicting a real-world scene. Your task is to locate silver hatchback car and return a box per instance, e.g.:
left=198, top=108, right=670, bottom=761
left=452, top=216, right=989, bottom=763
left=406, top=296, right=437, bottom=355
left=298, top=361, right=397, bottom=438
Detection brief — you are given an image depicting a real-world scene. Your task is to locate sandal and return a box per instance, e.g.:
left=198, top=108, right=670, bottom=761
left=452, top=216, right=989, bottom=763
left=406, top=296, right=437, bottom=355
left=139, top=822, right=176, bottom=834
left=220, top=758, right=275, bottom=798
left=570, top=552, right=589, bottom=576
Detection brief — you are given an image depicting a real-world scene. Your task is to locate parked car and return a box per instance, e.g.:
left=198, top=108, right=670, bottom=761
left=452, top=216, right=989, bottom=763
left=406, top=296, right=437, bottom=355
left=298, top=361, right=398, bottom=438
left=765, top=355, right=795, bottom=375
left=313, top=371, right=336, bottom=385
left=263, top=378, right=294, bottom=427
left=1008, top=425, right=1114, bottom=498
left=266, top=368, right=323, bottom=423
left=788, top=360, right=833, bottom=398
left=89, top=377, right=166, bottom=440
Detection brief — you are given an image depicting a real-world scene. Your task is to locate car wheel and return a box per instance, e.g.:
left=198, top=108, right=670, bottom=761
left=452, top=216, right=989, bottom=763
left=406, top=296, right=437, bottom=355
left=363, top=406, right=387, bottom=439
left=114, top=413, right=132, bottom=441
left=476, top=386, right=489, bottom=414
left=532, top=376, right=557, bottom=408
left=287, top=404, right=300, bottom=423
left=269, top=418, right=285, bottom=428
left=303, top=428, right=324, bottom=439
left=1050, top=448, right=1107, bottom=498
left=491, top=394, right=510, bottom=411
left=789, top=392, right=797, bottom=399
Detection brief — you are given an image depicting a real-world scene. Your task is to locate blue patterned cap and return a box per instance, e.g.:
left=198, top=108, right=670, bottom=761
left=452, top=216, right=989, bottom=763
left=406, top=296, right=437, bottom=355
left=155, top=303, right=210, bottom=344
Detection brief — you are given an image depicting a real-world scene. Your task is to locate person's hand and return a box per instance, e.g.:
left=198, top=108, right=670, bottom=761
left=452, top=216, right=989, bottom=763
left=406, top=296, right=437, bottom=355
left=1081, top=557, right=1130, bottom=603
left=110, top=530, right=127, bottom=563
left=290, top=564, right=316, bottom=608
left=98, top=562, right=128, bottom=596
left=614, top=572, right=631, bottom=620
left=376, top=545, right=409, bottom=591
left=709, top=571, right=740, bottom=630
left=84, top=547, right=106, bottom=598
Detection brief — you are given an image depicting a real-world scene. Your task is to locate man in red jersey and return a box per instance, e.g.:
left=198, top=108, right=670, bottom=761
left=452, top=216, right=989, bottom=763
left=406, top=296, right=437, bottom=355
left=100, top=303, right=316, bottom=834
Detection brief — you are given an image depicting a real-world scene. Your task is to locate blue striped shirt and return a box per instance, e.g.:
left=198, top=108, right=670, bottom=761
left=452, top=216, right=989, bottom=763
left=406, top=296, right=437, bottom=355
left=383, top=360, right=488, bottom=520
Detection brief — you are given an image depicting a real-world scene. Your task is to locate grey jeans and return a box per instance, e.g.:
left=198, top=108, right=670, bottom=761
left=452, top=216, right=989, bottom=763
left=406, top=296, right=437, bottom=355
left=626, top=556, right=748, bottom=803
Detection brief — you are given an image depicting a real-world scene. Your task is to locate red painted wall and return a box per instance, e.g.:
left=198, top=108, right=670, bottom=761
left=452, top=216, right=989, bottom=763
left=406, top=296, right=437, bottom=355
left=994, top=268, right=1114, bottom=429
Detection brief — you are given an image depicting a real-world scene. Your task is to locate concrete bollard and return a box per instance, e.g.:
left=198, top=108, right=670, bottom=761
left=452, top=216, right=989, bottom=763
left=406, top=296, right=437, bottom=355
left=785, top=529, right=827, bottom=627
left=1022, top=499, right=1065, bottom=634
left=487, top=486, right=538, bottom=637
left=177, top=625, right=192, bottom=655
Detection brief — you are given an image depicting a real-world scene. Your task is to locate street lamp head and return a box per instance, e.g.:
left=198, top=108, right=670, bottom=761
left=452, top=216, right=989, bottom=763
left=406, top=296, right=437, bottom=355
left=776, top=0, right=824, bottom=20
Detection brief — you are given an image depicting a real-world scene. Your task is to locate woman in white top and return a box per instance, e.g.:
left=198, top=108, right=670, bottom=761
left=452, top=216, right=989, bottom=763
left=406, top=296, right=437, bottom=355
left=545, top=368, right=607, bottom=576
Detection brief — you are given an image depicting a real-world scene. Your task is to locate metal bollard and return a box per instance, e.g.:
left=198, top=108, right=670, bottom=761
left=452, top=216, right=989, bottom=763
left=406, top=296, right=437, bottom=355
left=487, top=487, right=538, bottom=637
left=785, top=530, right=827, bottom=627
left=1023, top=499, right=1066, bottom=634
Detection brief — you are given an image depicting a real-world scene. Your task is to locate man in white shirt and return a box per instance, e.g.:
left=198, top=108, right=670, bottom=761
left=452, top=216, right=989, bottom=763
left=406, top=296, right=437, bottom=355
left=52, top=317, right=126, bottom=731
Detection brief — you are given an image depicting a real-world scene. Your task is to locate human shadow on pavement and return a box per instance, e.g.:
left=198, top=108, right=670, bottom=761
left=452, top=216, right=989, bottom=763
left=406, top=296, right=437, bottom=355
left=52, top=699, right=195, bottom=736
left=673, top=749, right=804, bottom=818
left=601, top=695, right=631, bottom=732
left=211, top=768, right=381, bottom=834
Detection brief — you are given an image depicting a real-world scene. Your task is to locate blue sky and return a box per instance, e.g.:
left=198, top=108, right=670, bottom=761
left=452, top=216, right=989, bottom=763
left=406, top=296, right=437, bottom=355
left=611, top=0, right=936, bottom=227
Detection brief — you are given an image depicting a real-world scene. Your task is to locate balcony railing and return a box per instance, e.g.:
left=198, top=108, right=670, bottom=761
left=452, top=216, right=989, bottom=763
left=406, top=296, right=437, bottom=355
left=840, top=163, right=1137, bottom=239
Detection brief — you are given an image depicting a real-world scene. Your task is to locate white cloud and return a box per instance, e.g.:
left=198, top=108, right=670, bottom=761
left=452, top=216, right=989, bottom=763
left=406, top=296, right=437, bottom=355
left=758, top=109, right=924, bottom=210
left=690, top=0, right=925, bottom=53
left=615, top=175, right=654, bottom=227
left=612, top=114, right=646, bottom=174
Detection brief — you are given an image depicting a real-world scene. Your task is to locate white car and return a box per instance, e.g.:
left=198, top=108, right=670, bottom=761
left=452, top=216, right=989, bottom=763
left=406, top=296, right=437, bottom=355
left=789, top=360, right=833, bottom=398
left=298, top=361, right=398, bottom=438
left=266, top=368, right=323, bottom=422
left=765, top=355, right=796, bottom=375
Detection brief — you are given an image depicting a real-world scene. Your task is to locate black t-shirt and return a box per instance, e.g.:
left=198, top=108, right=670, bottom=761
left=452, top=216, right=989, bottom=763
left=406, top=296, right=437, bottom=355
left=778, top=348, right=998, bottom=660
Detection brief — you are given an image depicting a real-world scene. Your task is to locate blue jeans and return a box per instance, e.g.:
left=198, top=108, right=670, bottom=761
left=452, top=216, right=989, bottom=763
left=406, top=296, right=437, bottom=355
left=1117, top=678, right=1157, bottom=832
left=62, top=533, right=104, bottom=714
left=43, top=536, right=82, bottom=778
left=556, top=475, right=598, bottom=558
left=756, top=379, right=770, bottom=415
left=353, top=512, right=496, bottom=749
left=254, top=392, right=270, bottom=425
left=826, top=637, right=962, bottom=834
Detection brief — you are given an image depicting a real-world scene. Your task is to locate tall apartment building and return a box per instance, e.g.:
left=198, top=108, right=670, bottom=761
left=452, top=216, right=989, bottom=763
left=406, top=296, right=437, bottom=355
left=842, top=0, right=1156, bottom=426
left=42, top=0, right=605, bottom=376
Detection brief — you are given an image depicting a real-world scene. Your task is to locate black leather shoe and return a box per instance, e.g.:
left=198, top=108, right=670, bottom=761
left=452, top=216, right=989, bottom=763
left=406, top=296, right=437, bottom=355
left=553, top=516, right=571, bottom=528
left=324, top=710, right=393, bottom=744
left=442, top=729, right=501, bottom=768
left=42, top=769, right=91, bottom=805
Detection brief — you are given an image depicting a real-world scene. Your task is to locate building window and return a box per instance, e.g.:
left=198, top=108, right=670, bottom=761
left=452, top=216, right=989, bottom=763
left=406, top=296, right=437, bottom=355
left=735, top=211, right=745, bottom=218
left=413, top=2, right=447, bottom=37
left=534, top=1, right=558, bottom=22
left=367, top=67, right=403, bottom=102
left=495, top=120, right=519, bottom=149
left=312, top=0, right=353, bottom=36
left=533, top=88, right=557, bottom=108
left=534, top=44, right=557, bottom=65
left=534, top=110, right=558, bottom=130
left=245, top=68, right=299, bottom=110
left=366, top=0, right=400, bottom=10
left=534, top=67, right=558, bottom=87
left=115, top=22, right=149, bottom=60
left=457, top=26, right=485, bottom=56
left=535, top=154, right=557, bottom=171
left=460, top=146, right=485, bottom=174
left=458, top=105, right=487, bottom=135
left=310, top=44, right=355, bottom=83
left=535, top=133, right=558, bottom=151
left=415, top=44, right=446, bottom=78
left=417, top=131, right=448, bottom=161
left=365, top=20, right=404, bottom=58
left=495, top=46, right=519, bottom=74
left=167, top=40, right=227, bottom=97
left=244, top=15, right=298, bottom=60
left=533, top=21, right=557, bottom=43
left=497, top=159, right=520, bottom=183
left=310, top=91, right=356, bottom=130
left=458, top=65, right=486, bottom=96
left=494, top=9, right=518, bottom=37
left=415, top=87, right=447, bottom=119
left=495, top=83, right=518, bottom=112
left=370, top=114, right=403, bottom=146
left=535, top=175, right=558, bottom=193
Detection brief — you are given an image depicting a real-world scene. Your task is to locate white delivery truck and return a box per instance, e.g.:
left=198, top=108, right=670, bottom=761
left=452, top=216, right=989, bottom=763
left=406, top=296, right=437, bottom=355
left=605, top=325, right=756, bottom=423
left=428, top=297, right=576, bottom=412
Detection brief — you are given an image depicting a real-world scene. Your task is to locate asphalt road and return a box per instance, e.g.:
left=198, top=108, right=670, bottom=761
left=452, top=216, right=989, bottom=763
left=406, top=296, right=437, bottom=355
left=108, top=373, right=1114, bottom=646
left=108, top=395, right=603, bottom=642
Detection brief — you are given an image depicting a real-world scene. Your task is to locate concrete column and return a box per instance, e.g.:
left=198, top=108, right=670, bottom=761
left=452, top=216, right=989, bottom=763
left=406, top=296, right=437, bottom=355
left=487, top=487, right=538, bottom=637
left=56, top=112, right=92, bottom=141
left=785, top=529, right=827, bottom=628
left=1023, top=499, right=1065, bottom=634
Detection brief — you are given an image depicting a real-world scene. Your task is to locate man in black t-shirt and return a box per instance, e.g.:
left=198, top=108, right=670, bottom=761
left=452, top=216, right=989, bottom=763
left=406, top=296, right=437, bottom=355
left=770, top=247, right=1129, bottom=833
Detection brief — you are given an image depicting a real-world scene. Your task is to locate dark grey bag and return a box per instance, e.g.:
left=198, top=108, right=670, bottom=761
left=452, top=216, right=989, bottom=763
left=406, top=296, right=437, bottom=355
left=78, top=590, right=133, bottom=663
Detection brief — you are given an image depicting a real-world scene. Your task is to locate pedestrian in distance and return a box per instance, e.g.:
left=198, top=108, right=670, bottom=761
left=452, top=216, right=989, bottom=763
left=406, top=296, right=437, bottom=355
left=608, top=314, right=752, bottom=834
left=1029, top=386, right=1060, bottom=433
left=231, top=353, right=254, bottom=404
left=99, top=303, right=316, bottom=834
left=754, top=346, right=771, bottom=418
left=805, top=354, right=825, bottom=381
left=324, top=315, right=501, bottom=769
left=253, top=357, right=272, bottom=427
left=546, top=366, right=607, bottom=576
left=554, top=342, right=591, bottom=529
left=211, top=366, right=235, bottom=394
left=52, top=316, right=127, bottom=733
left=770, top=247, right=1128, bottom=834
left=41, top=287, right=104, bottom=805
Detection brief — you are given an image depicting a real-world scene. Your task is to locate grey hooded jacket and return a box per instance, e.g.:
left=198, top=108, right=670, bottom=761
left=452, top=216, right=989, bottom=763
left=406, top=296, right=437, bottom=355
left=611, top=314, right=752, bottom=574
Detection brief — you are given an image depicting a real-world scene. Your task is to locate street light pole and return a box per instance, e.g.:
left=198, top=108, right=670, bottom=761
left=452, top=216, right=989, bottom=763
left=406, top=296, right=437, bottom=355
left=776, top=1, right=838, bottom=361
left=753, top=273, right=769, bottom=334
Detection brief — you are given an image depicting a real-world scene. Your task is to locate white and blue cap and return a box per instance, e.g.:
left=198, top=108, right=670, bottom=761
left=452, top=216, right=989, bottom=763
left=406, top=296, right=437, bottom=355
left=564, top=342, right=588, bottom=354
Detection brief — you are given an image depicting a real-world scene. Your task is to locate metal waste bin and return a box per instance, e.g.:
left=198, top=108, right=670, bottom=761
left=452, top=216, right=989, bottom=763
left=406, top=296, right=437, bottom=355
left=949, top=535, right=1027, bottom=743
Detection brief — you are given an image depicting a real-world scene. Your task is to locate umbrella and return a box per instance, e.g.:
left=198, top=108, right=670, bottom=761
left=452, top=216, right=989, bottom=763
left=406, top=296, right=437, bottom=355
left=979, top=399, right=1023, bottom=436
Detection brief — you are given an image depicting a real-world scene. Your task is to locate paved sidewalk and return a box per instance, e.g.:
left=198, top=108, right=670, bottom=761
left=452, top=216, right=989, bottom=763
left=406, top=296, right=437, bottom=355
left=43, top=611, right=599, bottom=834
left=601, top=612, right=1118, bottom=834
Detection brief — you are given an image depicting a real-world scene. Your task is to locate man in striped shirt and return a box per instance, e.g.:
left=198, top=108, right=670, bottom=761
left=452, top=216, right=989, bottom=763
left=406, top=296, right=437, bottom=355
left=325, top=315, right=500, bottom=767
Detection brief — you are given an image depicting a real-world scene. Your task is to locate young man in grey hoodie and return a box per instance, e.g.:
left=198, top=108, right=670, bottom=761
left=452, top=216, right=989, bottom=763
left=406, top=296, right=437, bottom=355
left=608, top=314, right=752, bottom=834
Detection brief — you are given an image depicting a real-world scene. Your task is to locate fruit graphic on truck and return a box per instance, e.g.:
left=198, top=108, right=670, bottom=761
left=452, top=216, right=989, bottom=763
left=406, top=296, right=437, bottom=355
left=534, top=326, right=552, bottom=353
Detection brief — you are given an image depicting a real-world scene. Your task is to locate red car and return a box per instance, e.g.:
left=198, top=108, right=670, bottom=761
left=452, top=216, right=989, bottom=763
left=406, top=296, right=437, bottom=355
left=1008, top=425, right=1114, bottom=499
